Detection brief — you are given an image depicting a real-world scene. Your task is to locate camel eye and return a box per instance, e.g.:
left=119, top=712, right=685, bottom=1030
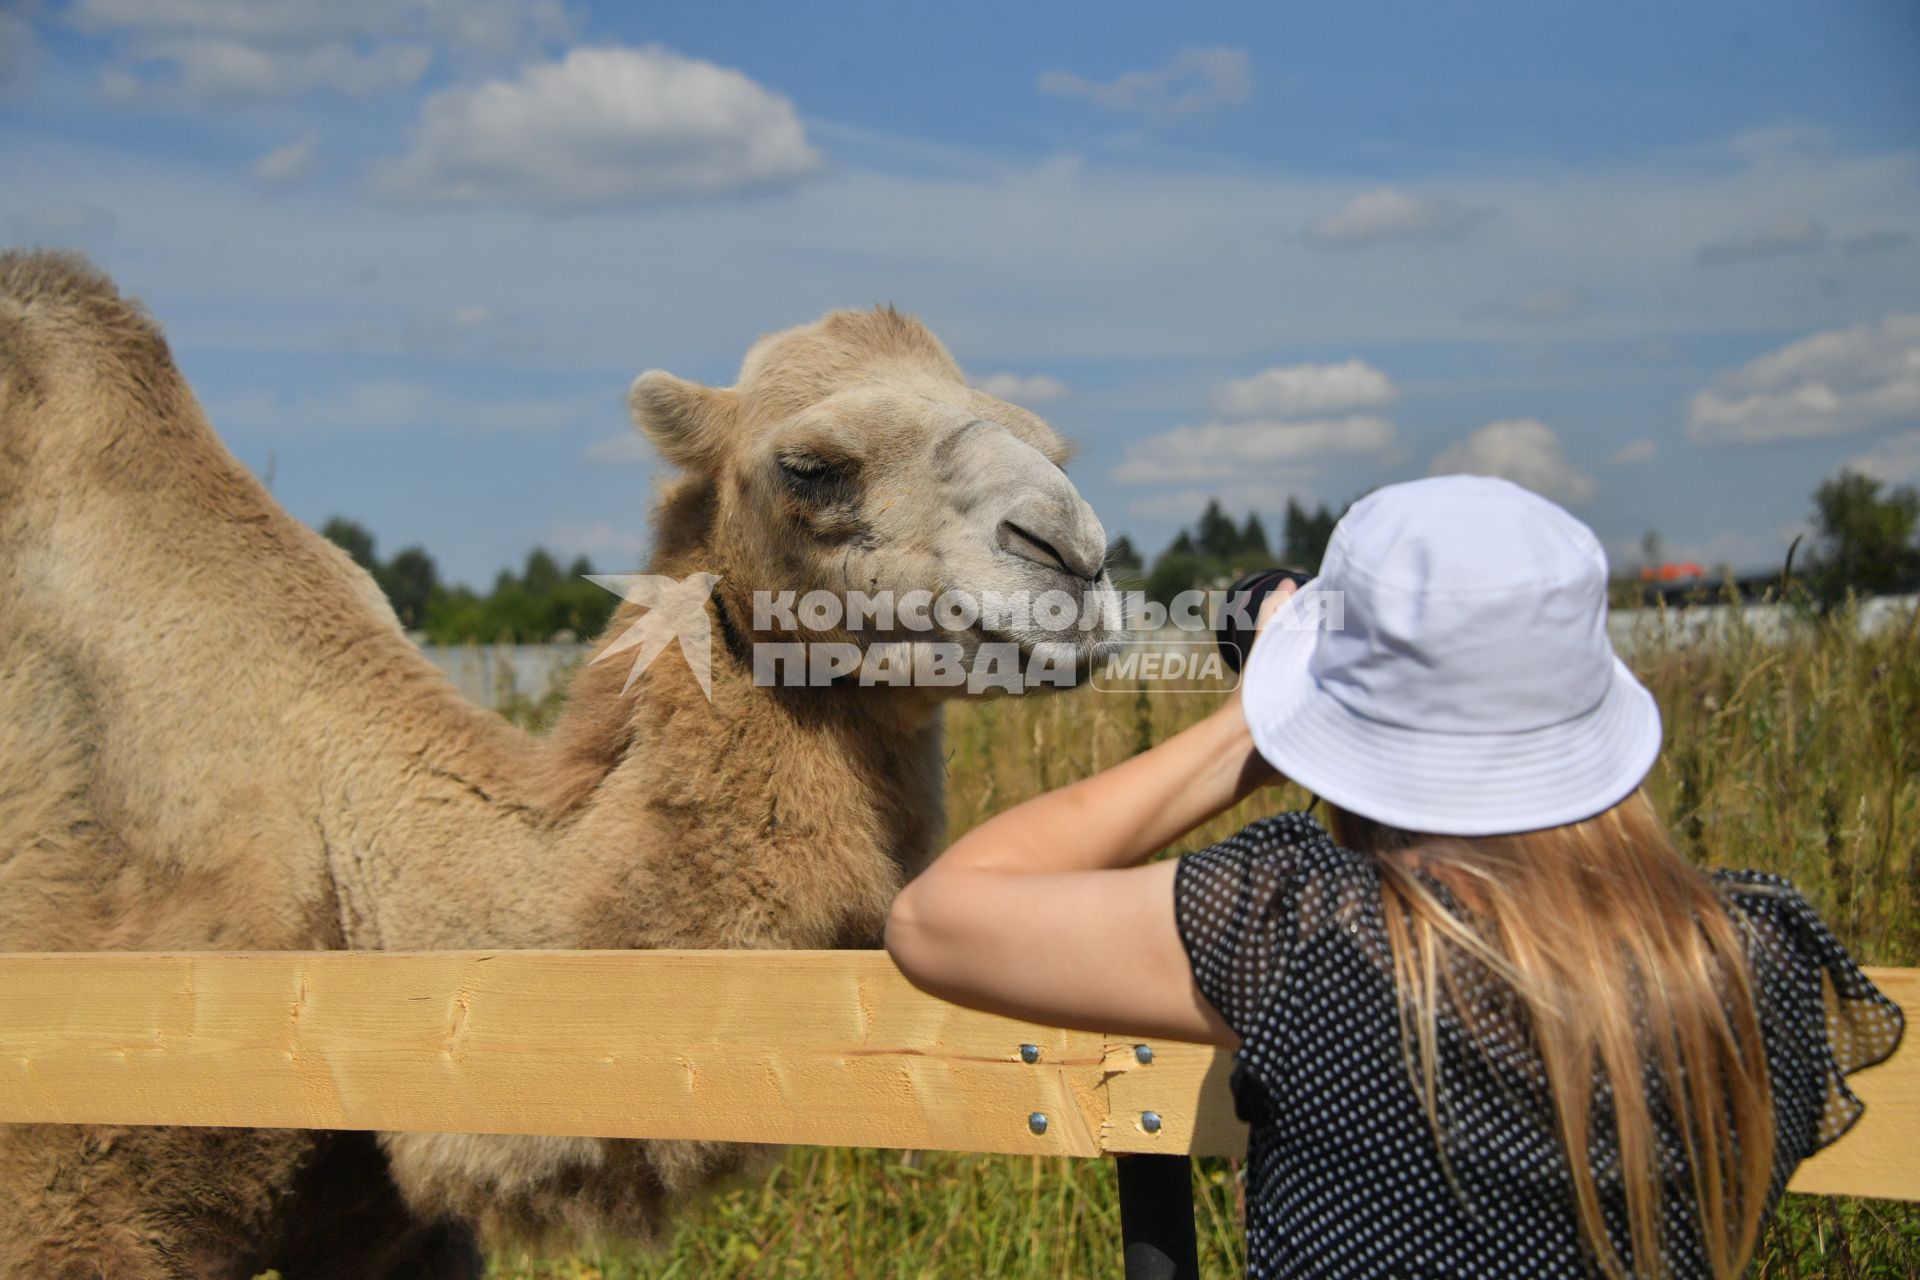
left=777, top=452, right=855, bottom=503
left=778, top=453, right=829, bottom=480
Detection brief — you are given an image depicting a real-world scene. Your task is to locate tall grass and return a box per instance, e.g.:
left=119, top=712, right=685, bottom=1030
left=494, top=604, right=1919, bottom=1278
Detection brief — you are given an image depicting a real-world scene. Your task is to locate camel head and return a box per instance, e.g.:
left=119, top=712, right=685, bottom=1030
left=626, top=307, right=1123, bottom=700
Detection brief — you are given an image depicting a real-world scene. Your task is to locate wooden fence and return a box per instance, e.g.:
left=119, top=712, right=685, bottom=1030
left=0, top=949, right=1912, bottom=1278
left=0, top=950, right=1911, bottom=1200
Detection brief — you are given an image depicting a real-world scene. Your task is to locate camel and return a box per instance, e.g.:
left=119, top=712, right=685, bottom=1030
left=0, top=250, right=1120, bottom=1279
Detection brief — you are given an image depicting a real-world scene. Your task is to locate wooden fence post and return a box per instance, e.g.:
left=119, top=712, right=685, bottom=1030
left=1115, top=1153, right=1199, bottom=1280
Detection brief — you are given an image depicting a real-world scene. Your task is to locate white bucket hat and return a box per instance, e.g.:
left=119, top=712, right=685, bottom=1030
left=1242, top=475, right=1662, bottom=837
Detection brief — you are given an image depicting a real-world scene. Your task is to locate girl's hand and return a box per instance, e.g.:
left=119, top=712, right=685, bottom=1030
left=1221, top=576, right=1298, bottom=719
left=885, top=583, right=1303, bottom=1044
left=1254, top=575, right=1300, bottom=632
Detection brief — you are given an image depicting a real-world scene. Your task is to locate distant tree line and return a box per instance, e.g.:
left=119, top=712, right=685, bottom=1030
left=1113, top=469, right=1919, bottom=614
left=1107, top=498, right=1341, bottom=606
left=322, top=468, right=1916, bottom=645
left=320, top=518, right=619, bottom=644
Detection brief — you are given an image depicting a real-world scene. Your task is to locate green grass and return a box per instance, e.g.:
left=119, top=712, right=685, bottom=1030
left=492, top=602, right=1920, bottom=1278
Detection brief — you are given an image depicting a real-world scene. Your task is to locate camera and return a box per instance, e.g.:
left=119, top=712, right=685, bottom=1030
left=1215, top=567, right=1314, bottom=675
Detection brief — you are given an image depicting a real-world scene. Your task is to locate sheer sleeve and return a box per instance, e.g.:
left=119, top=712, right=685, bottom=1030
left=1173, top=812, right=1321, bottom=1040
left=1714, top=871, right=1907, bottom=1158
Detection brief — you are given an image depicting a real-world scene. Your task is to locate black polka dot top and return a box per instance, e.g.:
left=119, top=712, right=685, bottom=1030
left=1173, top=812, right=1906, bottom=1280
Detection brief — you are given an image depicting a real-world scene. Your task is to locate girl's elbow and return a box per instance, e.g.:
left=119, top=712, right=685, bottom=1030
left=886, top=877, right=973, bottom=994
left=883, top=882, right=932, bottom=979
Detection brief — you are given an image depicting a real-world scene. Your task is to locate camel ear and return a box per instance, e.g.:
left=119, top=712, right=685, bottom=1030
left=628, top=371, right=736, bottom=472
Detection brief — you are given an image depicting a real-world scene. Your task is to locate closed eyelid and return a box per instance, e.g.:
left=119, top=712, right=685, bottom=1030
left=779, top=442, right=859, bottom=469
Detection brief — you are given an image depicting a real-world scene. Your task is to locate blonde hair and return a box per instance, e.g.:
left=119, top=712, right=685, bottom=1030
left=1328, top=791, right=1775, bottom=1279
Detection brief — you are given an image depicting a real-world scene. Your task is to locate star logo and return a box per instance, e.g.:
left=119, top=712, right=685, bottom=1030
left=585, top=572, right=723, bottom=700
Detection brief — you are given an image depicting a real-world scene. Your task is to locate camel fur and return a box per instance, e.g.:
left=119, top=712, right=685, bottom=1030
left=0, top=250, right=1118, bottom=1279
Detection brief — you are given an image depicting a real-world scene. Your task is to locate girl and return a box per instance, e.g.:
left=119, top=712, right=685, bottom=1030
left=885, top=475, right=1903, bottom=1279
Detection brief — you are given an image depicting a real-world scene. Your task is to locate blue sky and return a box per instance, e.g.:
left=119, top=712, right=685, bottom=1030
left=3, top=0, right=1917, bottom=586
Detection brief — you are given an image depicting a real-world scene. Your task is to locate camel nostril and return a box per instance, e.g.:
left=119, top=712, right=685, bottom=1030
left=997, top=520, right=1097, bottom=581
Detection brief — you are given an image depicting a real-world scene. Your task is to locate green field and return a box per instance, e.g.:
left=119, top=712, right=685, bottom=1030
left=493, top=603, right=1920, bottom=1278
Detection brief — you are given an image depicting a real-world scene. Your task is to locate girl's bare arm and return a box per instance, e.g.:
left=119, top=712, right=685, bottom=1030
left=885, top=695, right=1275, bottom=1045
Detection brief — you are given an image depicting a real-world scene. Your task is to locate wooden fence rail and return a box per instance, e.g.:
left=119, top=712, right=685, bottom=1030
left=0, top=951, right=1913, bottom=1202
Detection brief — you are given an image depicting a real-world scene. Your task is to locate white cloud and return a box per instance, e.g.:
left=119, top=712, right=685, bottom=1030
left=251, top=133, right=317, bottom=185
left=1037, top=47, right=1250, bottom=123
left=28, top=120, right=1912, bottom=372
left=7, top=204, right=116, bottom=246
left=542, top=518, right=648, bottom=563
left=1512, top=287, right=1586, bottom=319
left=584, top=432, right=652, bottom=465
left=1116, top=361, right=1399, bottom=502
left=1728, top=123, right=1833, bottom=160
left=67, top=0, right=570, bottom=47
left=1305, top=188, right=1490, bottom=248
left=1471, top=286, right=1587, bottom=322
left=1210, top=358, right=1397, bottom=418
left=0, top=7, right=42, bottom=92
left=1694, top=215, right=1825, bottom=265
left=100, top=37, right=431, bottom=99
left=1844, top=227, right=1913, bottom=257
left=1113, top=415, right=1397, bottom=485
left=421, top=0, right=577, bottom=57
left=1126, top=483, right=1309, bottom=525
left=1610, top=437, right=1657, bottom=465
left=330, top=305, right=545, bottom=358
left=1686, top=313, right=1920, bottom=444
left=72, top=0, right=575, bottom=101
left=972, top=372, right=1070, bottom=405
left=217, top=380, right=602, bottom=435
left=404, top=305, right=521, bottom=351
left=14, top=112, right=1912, bottom=586
left=373, top=45, right=821, bottom=208
left=1841, top=430, right=1920, bottom=484
left=1429, top=419, right=1594, bottom=505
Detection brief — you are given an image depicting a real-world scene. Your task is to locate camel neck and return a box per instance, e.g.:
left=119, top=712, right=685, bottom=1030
left=478, top=608, right=948, bottom=953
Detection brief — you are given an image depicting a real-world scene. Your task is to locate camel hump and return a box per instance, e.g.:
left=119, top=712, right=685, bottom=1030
left=0, top=248, right=166, bottom=346
left=1, top=249, right=170, bottom=379
left=0, top=250, right=182, bottom=452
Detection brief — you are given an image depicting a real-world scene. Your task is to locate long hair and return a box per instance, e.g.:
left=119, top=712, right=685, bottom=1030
left=1328, top=790, right=1775, bottom=1279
